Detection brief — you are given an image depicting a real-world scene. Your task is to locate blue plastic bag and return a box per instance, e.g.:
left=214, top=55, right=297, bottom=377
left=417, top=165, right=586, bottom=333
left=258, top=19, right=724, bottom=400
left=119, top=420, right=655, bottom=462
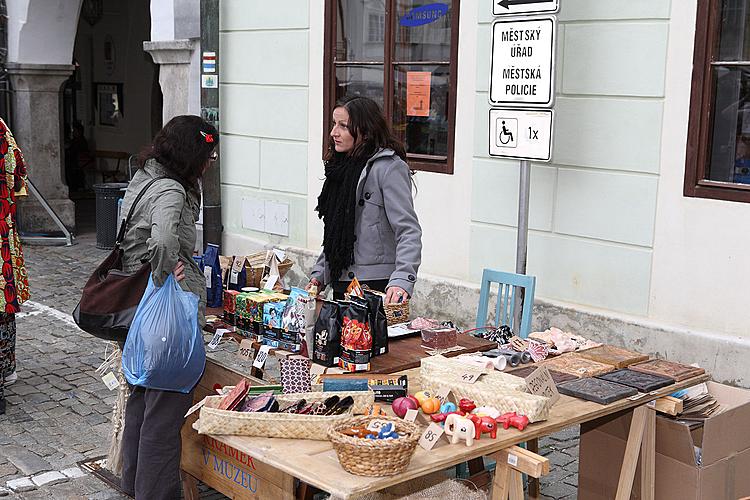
left=122, top=274, right=206, bottom=393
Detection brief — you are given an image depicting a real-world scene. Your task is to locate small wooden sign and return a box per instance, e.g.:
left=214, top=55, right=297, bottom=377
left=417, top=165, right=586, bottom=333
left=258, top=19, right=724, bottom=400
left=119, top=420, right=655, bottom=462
left=525, top=366, right=560, bottom=404
left=236, top=339, right=255, bottom=361
left=418, top=422, right=446, bottom=451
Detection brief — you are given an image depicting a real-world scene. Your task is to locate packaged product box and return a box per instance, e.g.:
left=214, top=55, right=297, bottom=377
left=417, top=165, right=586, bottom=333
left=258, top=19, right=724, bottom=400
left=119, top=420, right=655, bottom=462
left=578, top=381, right=750, bottom=500
left=222, top=289, right=240, bottom=326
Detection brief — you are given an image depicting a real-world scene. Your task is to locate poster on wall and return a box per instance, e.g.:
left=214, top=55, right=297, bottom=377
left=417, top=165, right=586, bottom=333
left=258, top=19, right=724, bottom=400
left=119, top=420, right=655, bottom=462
left=406, top=71, right=431, bottom=117
left=95, top=83, right=123, bottom=127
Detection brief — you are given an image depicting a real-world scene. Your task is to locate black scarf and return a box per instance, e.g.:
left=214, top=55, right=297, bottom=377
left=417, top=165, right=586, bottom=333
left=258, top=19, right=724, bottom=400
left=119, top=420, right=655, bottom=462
left=316, top=147, right=376, bottom=282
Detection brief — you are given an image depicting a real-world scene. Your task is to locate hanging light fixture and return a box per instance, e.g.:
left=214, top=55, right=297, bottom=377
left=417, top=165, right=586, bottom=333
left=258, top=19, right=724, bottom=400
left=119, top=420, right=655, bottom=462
left=81, top=0, right=103, bottom=27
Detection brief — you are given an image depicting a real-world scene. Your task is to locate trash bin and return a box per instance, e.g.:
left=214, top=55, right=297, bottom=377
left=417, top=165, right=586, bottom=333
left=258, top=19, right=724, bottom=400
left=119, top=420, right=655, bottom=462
left=94, top=183, right=128, bottom=250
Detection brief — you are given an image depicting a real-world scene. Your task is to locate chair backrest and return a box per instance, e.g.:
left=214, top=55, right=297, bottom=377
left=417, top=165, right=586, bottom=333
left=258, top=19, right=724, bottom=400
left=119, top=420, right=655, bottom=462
left=476, top=269, right=536, bottom=339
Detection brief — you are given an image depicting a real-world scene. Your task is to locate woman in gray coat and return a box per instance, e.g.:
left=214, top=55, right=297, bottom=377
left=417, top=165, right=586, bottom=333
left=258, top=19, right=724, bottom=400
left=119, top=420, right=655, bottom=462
left=310, top=96, right=422, bottom=303
left=118, top=115, right=217, bottom=499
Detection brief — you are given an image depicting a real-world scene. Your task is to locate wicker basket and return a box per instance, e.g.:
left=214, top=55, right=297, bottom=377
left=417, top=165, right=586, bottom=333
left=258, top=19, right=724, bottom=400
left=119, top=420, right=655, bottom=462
left=197, top=390, right=374, bottom=440
left=365, top=288, right=410, bottom=326
left=328, top=415, right=420, bottom=477
left=244, top=251, right=295, bottom=288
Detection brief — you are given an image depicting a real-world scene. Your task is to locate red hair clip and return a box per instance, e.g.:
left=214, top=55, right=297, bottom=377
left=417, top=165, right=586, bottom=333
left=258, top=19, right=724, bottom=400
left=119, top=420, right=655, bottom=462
left=200, top=131, right=214, bottom=143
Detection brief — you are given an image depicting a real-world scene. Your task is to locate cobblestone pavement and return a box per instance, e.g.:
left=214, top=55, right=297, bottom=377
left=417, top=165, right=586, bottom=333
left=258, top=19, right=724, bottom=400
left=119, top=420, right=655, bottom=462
left=1, top=231, right=580, bottom=499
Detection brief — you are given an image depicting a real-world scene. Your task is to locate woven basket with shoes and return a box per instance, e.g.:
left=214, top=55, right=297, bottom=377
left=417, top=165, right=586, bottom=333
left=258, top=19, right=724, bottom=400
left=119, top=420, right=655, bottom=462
left=328, top=415, right=420, bottom=477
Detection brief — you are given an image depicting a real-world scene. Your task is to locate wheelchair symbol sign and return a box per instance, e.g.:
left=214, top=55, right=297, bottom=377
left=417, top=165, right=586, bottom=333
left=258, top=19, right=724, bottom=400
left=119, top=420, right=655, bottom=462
left=496, top=118, right=518, bottom=148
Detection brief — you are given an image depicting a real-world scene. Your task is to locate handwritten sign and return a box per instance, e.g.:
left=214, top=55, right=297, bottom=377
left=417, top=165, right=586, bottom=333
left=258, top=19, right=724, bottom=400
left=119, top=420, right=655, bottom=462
left=406, top=71, right=431, bottom=117
left=404, top=409, right=419, bottom=423
left=435, top=386, right=452, bottom=405
left=460, top=371, right=483, bottom=384
left=253, top=345, right=272, bottom=369
left=418, top=422, right=446, bottom=451
left=101, top=372, right=119, bottom=391
left=207, top=329, right=227, bottom=350
left=237, top=339, right=255, bottom=361
left=525, top=366, right=560, bottom=404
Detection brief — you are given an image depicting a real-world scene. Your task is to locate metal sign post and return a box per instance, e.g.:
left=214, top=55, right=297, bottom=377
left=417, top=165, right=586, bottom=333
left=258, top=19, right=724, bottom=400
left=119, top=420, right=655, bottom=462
left=488, top=5, right=558, bottom=332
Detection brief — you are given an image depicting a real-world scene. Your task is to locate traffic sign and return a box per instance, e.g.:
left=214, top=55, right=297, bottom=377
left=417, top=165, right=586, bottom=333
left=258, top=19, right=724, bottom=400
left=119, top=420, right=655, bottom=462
left=493, top=0, right=559, bottom=16
left=488, top=108, right=553, bottom=161
left=489, top=16, right=556, bottom=107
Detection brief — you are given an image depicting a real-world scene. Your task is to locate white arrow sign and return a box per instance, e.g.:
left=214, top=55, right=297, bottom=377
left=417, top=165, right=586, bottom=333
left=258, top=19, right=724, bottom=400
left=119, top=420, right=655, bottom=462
left=488, top=108, right=553, bottom=161
left=489, top=16, right=556, bottom=108
left=493, top=0, right=559, bottom=16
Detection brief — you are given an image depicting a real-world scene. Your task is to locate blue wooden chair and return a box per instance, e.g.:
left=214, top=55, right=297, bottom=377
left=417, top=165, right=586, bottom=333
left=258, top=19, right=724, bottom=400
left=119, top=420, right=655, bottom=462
left=476, top=269, right=536, bottom=338
left=457, top=269, right=538, bottom=482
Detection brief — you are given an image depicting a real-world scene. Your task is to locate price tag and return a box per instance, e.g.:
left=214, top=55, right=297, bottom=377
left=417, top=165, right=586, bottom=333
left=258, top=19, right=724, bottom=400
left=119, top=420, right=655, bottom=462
left=253, top=344, right=272, bottom=369
left=628, top=393, right=649, bottom=401
left=524, top=366, right=560, bottom=404
left=418, top=422, right=445, bottom=451
left=207, top=329, right=228, bottom=350
left=184, top=397, right=207, bottom=418
left=507, top=453, right=519, bottom=467
left=273, top=249, right=286, bottom=262
left=264, top=274, right=279, bottom=291
left=435, top=387, right=452, bottom=405
left=230, top=271, right=239, bottom=285
left=204, top=266, right=212, bottom=288
left=404, top=409, right=419, bottom=423
left=460, top=372, right=483, bottom=384
left=237, top=339, right=255, bottom=361
left=232, top=256, right=245, bottom=273
left=101, top=372, right=119, bottom=391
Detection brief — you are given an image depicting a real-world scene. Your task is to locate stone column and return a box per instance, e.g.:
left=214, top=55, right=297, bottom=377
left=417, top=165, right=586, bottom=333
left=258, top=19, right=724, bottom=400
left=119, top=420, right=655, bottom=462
left=143, top=39, right=195, bottom=124
left=6, top=62, right=76, bottom=233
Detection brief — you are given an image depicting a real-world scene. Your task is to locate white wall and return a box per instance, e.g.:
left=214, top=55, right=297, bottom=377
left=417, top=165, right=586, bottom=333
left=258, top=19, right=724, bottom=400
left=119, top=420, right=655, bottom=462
left=7, top=0, right=82, bottom=64
left=150, top=0, right=176, bottom=42
left=650, top=0, right=750, bottom=337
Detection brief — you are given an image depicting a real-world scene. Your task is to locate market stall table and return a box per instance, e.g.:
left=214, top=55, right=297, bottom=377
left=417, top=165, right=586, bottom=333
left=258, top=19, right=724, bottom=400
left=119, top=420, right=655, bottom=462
left=180, top=357, right=709, bottom=500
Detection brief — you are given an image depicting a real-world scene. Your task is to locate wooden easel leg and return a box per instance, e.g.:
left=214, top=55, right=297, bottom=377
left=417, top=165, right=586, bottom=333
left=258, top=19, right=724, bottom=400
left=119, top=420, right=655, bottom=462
left=527, top=438, right=540, bottom=499
left=180, top=470, right=200, bottom=500
left=640, top=407, right=656, bottom=500
left=614, top=406, right=649, bottom=500
left=509, top=470, right=524, bottom=500
left=492, top=462, right=511, bottom=500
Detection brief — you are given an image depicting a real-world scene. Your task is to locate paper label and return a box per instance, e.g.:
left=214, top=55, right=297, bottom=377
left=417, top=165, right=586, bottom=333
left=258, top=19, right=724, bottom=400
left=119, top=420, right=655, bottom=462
left=184, top=398, right=207, bottom=418
left=232, top=256, right=245, bottom=273
left=230, top=271, right=239, bottom=285
left=207, top=329, right=227, bottom=350
left=524, top=366, right=560, bottom=404
left=264, top=274, right=279, bottom=291
left=404, top=409, right=419, bottom=423
left=253, top=344, right=272, bottom=368
left=102, top=372, right=119, bottom=391
left=418, top=422, right=445, bottom=451
left=460, top=372, right=483, bottom=384
left=273, top=249, right=286, bottom=262
left=204, top=266, right=212, bottom=288
left=629, top=393, right=649, bottom=401
left=507, top=453, right=519, bottom=467
left=237, top=339, right=255, bottom=361
left=435, top=387, right=452, bottom=405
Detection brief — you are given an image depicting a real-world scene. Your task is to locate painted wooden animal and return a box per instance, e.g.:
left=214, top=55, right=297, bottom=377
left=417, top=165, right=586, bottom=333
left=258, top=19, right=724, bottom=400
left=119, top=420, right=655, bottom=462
left=444, top=414, right=475, bottom=446
left=458, top=398, right=476, bottom=414
left=467, top=414, right=498, bottom=439
left=430, top=410, right=464, bottom=423
left=496, top=412, right=529, bottom=431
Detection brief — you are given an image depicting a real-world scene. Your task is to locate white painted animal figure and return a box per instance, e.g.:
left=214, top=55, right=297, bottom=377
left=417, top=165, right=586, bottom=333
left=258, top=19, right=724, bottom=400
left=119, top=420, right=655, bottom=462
left=444, top=414, right=475, bottom=446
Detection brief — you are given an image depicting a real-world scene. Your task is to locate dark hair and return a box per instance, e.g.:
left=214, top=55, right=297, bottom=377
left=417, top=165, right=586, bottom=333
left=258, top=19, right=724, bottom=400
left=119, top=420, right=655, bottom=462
left=325, top=96, right=406, bottom=162
left=138, top=115, right=218, bottom=190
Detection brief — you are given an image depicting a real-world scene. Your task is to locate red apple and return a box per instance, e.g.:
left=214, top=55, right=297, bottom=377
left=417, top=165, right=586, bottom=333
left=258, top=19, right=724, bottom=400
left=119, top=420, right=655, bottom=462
left=392, top=396, right=419, bottom=418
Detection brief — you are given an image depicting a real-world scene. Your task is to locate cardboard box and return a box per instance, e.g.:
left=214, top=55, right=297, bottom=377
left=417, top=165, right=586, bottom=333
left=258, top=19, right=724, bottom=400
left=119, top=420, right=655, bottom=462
left=579, top=382, right=750, bottom=500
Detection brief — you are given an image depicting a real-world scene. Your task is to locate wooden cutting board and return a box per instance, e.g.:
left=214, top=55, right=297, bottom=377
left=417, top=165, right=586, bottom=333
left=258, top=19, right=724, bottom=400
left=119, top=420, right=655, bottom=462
left=557, top=377, right=638, bottom=405
left=574, top=345, right=649, bottom=369
left=596, top=368, right=674, bottom=392
left=629, top=358, right=705, bottom=382
left=506, top=365, right=578, bottom=385
left=540, top=354, right=615, bottom=378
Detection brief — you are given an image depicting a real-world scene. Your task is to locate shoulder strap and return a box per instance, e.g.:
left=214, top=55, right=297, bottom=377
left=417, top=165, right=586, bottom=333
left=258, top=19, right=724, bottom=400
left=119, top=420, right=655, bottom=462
left=114, top=177, right=167, bottom=246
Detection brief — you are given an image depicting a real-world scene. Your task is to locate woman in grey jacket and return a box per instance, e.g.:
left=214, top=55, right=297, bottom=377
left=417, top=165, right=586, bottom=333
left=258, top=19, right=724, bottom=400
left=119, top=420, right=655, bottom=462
left=310, top=96, right=422, bottom=303
left=118, top=115, right=217, bottom=500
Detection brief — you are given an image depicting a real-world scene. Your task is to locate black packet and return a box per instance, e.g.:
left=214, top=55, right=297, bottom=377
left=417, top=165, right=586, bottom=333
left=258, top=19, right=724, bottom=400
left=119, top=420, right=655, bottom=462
left=362, top=289, right=389, bottom=357
left=313, top=300, right=341, bottom=367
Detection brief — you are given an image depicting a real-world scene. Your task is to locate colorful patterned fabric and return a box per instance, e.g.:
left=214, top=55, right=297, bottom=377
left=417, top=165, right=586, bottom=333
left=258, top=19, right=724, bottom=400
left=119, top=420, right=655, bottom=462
left=0, top=312, right=16, bottom=377
left=0, top=119, right=29, bottom=313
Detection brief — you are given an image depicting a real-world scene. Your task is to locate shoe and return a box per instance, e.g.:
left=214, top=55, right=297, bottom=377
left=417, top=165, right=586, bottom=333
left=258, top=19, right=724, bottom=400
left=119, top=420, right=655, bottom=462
left=4, top=372, right=16, bottom=386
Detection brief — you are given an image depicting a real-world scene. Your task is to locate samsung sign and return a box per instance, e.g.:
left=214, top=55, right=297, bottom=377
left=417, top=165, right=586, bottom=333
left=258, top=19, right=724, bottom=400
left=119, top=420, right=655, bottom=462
left=399, top=3, right=449, bottom=27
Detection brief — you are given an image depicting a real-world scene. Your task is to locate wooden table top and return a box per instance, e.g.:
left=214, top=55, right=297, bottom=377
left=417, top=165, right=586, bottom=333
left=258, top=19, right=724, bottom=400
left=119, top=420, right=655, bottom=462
left=192, top=366, right=708, bottom=499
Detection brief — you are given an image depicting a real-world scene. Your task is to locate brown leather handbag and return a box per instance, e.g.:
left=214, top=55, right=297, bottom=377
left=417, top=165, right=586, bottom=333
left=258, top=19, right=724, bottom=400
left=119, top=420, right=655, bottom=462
left=72, top=177, right=165, bottom=342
